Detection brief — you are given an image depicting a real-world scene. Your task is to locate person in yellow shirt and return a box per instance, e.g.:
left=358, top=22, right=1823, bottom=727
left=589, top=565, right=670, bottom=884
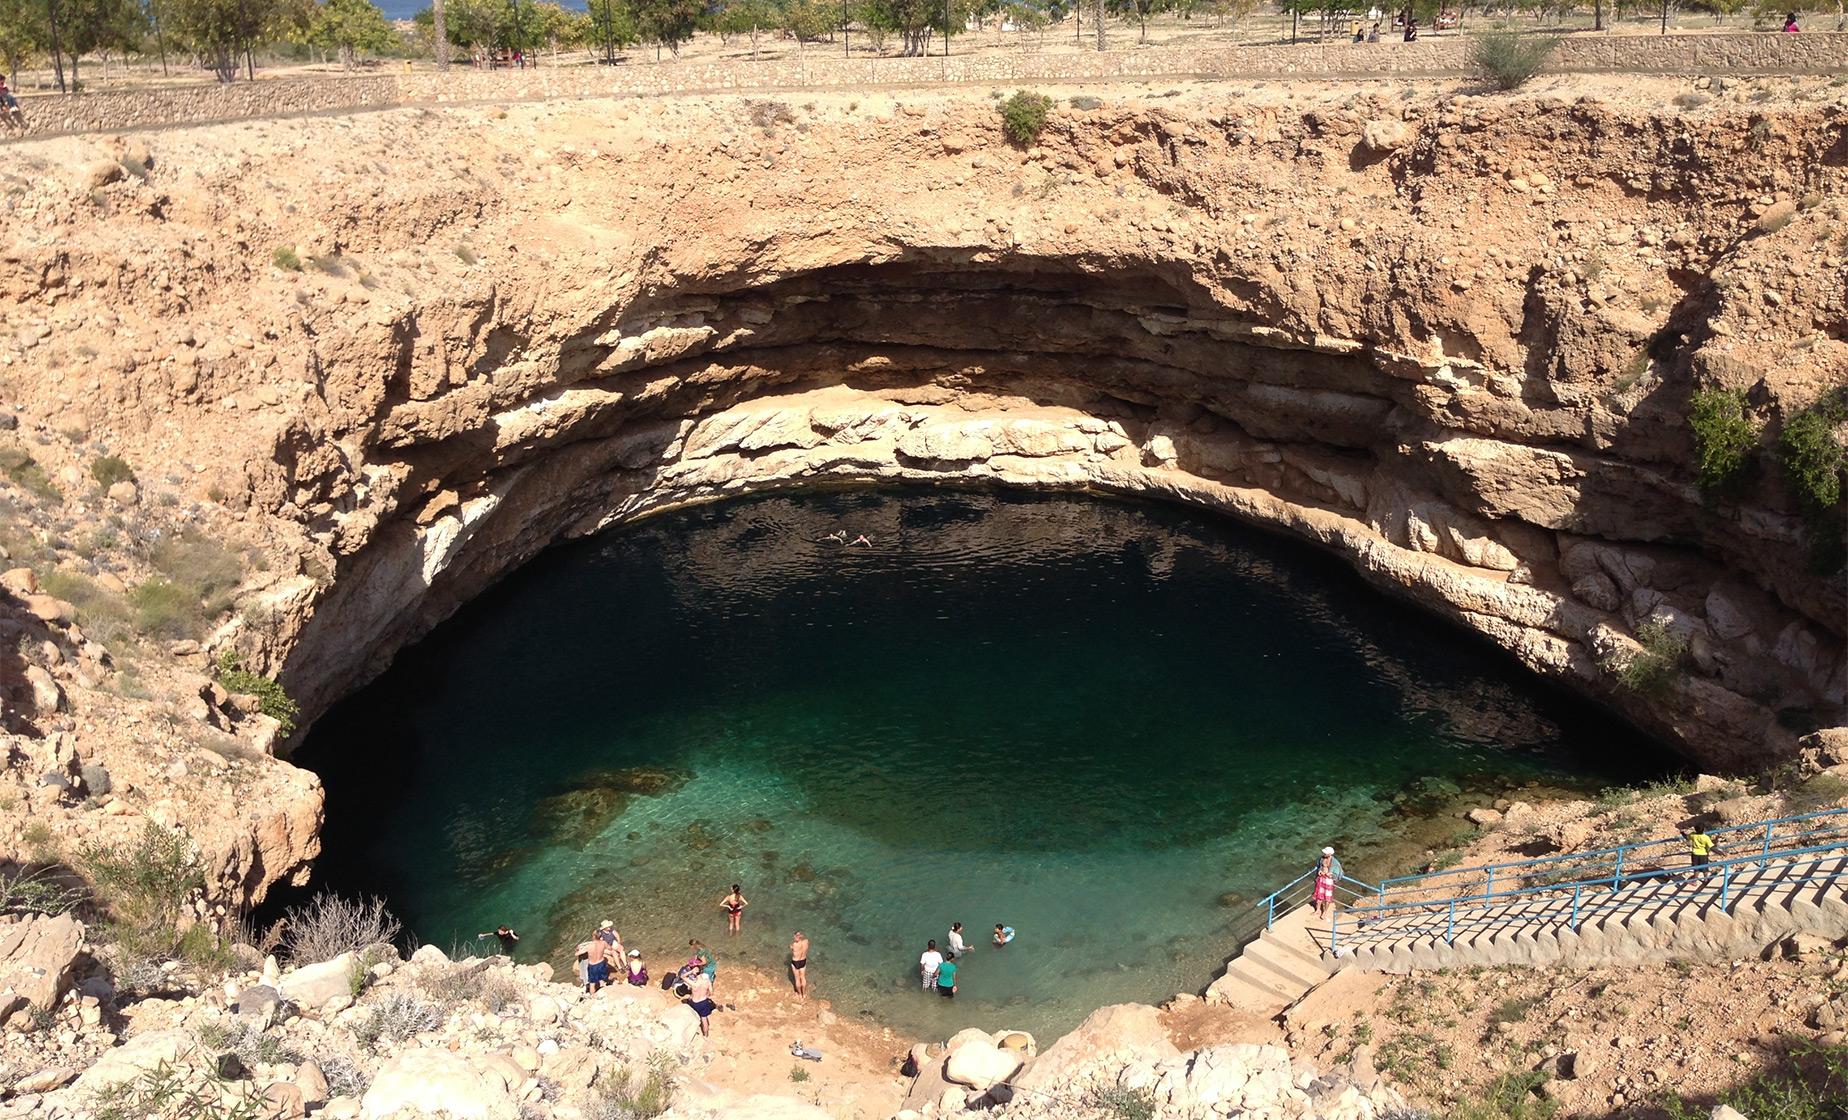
left=1685, top=824, right=1717, bottom=878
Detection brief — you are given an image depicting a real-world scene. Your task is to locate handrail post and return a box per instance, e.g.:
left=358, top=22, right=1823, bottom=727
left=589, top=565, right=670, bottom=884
left=1330, top=911, right=1339, bottom=954
left=1761, top=821, right=1773, bottom=869
left=1719, top=862, right=1731, bottom=911
left=1445, top=900, right=1455, bottom=945
left=1485, top=868, right=1496, bottom=900
left=1612, top=847, right=1626, bottom=890
left=1267, top=893, right=1276, bottom=930
left=1571, top=885, right=1580, bottom=931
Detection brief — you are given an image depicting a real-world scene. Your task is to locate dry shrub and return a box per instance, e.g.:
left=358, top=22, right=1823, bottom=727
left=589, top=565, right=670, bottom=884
left=280, top=894, right=402, bottom=966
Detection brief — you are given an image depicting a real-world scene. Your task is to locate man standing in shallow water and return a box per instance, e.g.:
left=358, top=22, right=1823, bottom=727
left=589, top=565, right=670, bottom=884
left=583, top=934, right=610, bottom=993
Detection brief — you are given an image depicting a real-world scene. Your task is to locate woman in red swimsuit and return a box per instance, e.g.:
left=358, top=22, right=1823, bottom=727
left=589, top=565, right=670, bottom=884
left=720, top=884, right=749, bottom=934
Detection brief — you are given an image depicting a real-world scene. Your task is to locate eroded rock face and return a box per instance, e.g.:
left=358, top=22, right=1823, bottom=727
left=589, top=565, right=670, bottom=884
left=0, top=82, right=1842, bottom=896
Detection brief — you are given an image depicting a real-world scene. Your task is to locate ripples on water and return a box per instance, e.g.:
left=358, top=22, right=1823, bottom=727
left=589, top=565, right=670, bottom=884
left=298, top=487, right=1670, bottom=1040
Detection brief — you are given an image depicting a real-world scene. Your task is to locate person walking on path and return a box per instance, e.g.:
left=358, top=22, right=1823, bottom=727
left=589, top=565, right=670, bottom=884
left=919, top=939, right=943, bottom=990
left=1313, top=846, right=1343, bottom=921
left=789, top=931, right=810, bottom=998
left=1685, top=823, right=1717, bottom=879
left=947, top=922, right=969, bottom=957
left=682, top=967, right=717, bottom=1037
left=935, top=953, right=959, bottom=999
left=721, top=885, right=749, bottom=934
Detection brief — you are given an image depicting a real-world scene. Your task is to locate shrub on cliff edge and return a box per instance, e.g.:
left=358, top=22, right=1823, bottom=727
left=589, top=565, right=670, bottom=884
left=78, top=822, right=204, bottom=957
left=999, top=91, right=1054, bottom=147
left=1688, top=387, right=1760, bottom=497
left=1778, top=388, right=1848, bottom=573
left=1618, top=620, right=1686, bottom=698
left=214, top=650, right=301, bottom=737
left=1472, top=30, right=1559, bottom=91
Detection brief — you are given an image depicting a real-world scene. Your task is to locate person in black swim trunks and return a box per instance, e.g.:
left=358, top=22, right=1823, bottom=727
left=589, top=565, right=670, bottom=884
left=720, top=884, right=748, bottom=934
left=789, top=930, right=809, bottom=998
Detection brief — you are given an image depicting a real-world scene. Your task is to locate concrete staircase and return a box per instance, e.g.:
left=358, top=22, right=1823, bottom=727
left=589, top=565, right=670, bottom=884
left=1317, top=849, right=1848, bottom=973
left=1209, top=840, right=1848, bottom=1008
left=1204, top=905, right=1337, bottom=1014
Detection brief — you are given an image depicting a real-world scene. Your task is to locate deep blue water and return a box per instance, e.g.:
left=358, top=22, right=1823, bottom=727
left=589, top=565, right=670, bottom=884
left=297, top=487, right=1670, bottom=1039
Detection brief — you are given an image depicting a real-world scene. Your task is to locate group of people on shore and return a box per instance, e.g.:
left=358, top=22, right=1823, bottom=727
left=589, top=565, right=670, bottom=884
left=918, top=922, right=1015, bottom=999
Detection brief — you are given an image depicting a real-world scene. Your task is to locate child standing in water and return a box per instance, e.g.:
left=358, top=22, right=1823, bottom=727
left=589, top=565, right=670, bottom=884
left=720, top=885, right=748, bottom=934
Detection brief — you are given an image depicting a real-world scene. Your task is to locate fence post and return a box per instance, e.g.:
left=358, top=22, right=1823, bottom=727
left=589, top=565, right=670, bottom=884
left=1761, top=821, right=1773, bottom=868
left=1612, top=847, right=1626, bottom=890
left=1446, top=900, right=1455, bottom=945
left=1571, top=885, right=1580, bottom=931
left=1719, top=862, right=1731, bottom=911
left=1485, top=867, right=1496, bottom=900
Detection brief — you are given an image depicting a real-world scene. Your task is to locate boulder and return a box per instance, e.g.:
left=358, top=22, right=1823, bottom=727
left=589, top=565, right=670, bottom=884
left=943, top=1038, right=1024, bottom=1091
left=107, top=481, right=139, bottom=506
left=71, top=1030, right=194, bottom=1096
left=945, top=1027, right=993, bottom=1054
left=360, top=1049, right=519, bottom=1120
left=1465, top=807, right=1503, bottom=827
left=1360, top=118, right=1409, bottom=154
left=277, top=952, right=357, bottom=1009
left=261, top=1081, right=306, bottom=1120
left=293, top=1060, right=330, bottom=1108
left=1712, top=1106, right=1750, bottom=1120
left=235, top=984, right=284, bottom=1027
left=409, top=944, right=449, bottom=966
left=79, top=763, right=112, bottom=797
left=23, top=666, right=62, bottom=715
left=1015, top=1003, right=1178, bottom=1092
left=0, top=913, right=84, bottom=1026
left=658, top=1002, right=701, bottom=1051
left=10, top=1066, right=77, bottom=1093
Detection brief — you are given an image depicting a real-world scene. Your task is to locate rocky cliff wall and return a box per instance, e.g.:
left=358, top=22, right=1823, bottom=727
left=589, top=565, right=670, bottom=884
left=0, top=79, right=1845, bottom=911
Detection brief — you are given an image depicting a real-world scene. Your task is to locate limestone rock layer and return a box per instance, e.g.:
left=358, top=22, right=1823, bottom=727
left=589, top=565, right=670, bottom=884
left=2, top=82, right=1845, bottom=834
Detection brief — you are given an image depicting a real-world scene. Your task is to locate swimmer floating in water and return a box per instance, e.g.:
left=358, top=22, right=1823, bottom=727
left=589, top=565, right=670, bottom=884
left=850, top=534, right=872, bottom=546
left=818, top=530, right=848, bottom=544
left=993, top=924, right=1015, bottom=948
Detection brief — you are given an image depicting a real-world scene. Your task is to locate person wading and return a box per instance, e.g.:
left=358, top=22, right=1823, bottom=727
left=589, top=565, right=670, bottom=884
left=919, top=939, right=943, bottom=990
left=720, top=885, right=749, bottom=935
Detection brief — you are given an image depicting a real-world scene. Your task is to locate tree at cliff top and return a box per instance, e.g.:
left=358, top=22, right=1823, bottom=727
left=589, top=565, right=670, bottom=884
left=859, top=0, right=974, bottom=55
left=776, top=0, right=833, bottom=51
left=631, top=0, right=696, bottom=56
left=714, top=0, right=771, bottom=55
left=531, top=1, right=588, bottom=59
left=305, top=0, right=394, bottom=67
left=167, top=0, right=285, bottom=79
left=0, top=0, right=44, bottom=86
left=583, top=0, right=635, bottom=60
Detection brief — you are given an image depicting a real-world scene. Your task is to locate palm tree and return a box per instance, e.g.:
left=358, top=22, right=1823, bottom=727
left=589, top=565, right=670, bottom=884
left=433, top=0, right=449, bottom=67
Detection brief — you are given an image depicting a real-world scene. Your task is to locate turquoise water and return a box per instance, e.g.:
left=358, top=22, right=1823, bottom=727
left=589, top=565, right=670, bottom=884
left=296, top=488, right=1669, bottom=1040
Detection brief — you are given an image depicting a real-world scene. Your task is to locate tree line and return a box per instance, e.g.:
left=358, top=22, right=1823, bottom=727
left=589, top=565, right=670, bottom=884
left=0, top=0, right=402, bottom=86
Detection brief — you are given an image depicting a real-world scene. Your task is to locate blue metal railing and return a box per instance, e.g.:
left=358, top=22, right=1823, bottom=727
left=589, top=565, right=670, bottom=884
left=1249, top=807, right=1848, bottom=957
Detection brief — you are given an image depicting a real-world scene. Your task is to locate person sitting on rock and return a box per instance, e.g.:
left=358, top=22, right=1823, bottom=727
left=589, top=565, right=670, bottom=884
left=625, top=949, right=649, bottom=986
left=0, top=75, right=25, bottom=131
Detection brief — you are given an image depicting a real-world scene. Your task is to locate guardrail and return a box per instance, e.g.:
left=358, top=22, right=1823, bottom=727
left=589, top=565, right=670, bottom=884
left=1246, top=807, right=1848, bottom=957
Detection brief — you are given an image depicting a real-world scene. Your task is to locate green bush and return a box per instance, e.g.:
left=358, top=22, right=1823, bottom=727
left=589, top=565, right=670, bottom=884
left=78, top=822, right=204, bottom=958
left=999, top=91, right=1054, bottom=147
left=585, top=1060, right=676, bottom=1120
left=90, top=455, right=136, bottom=489
left=1618, top=620, right=1686, bottom=698
left=40, top=569, right=135, bottom=646
left=148, top=531, right=243, bottom=609
left=1471, top=30, right=1560, bottom=91
left=131, top=578, right=201, bottom=639
left=273, top=246, right=302, bottom=271
left=1779, top=391, right=1847, bottom=514
left=215, top=650, right=300, bottom=737
left=1086, top=1086, right=1158, bottom=1120
left=1688, top=388, right=1760, bottom=497
left=0, top=447, right=61, bottom=502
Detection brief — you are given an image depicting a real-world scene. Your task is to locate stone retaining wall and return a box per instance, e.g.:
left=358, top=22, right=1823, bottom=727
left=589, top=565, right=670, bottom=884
left=10, top=31, right=1846, bottom=140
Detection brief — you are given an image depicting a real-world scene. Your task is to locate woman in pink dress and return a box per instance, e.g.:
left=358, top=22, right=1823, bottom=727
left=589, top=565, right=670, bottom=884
left=1313, top=846, right=1341, bottom=920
